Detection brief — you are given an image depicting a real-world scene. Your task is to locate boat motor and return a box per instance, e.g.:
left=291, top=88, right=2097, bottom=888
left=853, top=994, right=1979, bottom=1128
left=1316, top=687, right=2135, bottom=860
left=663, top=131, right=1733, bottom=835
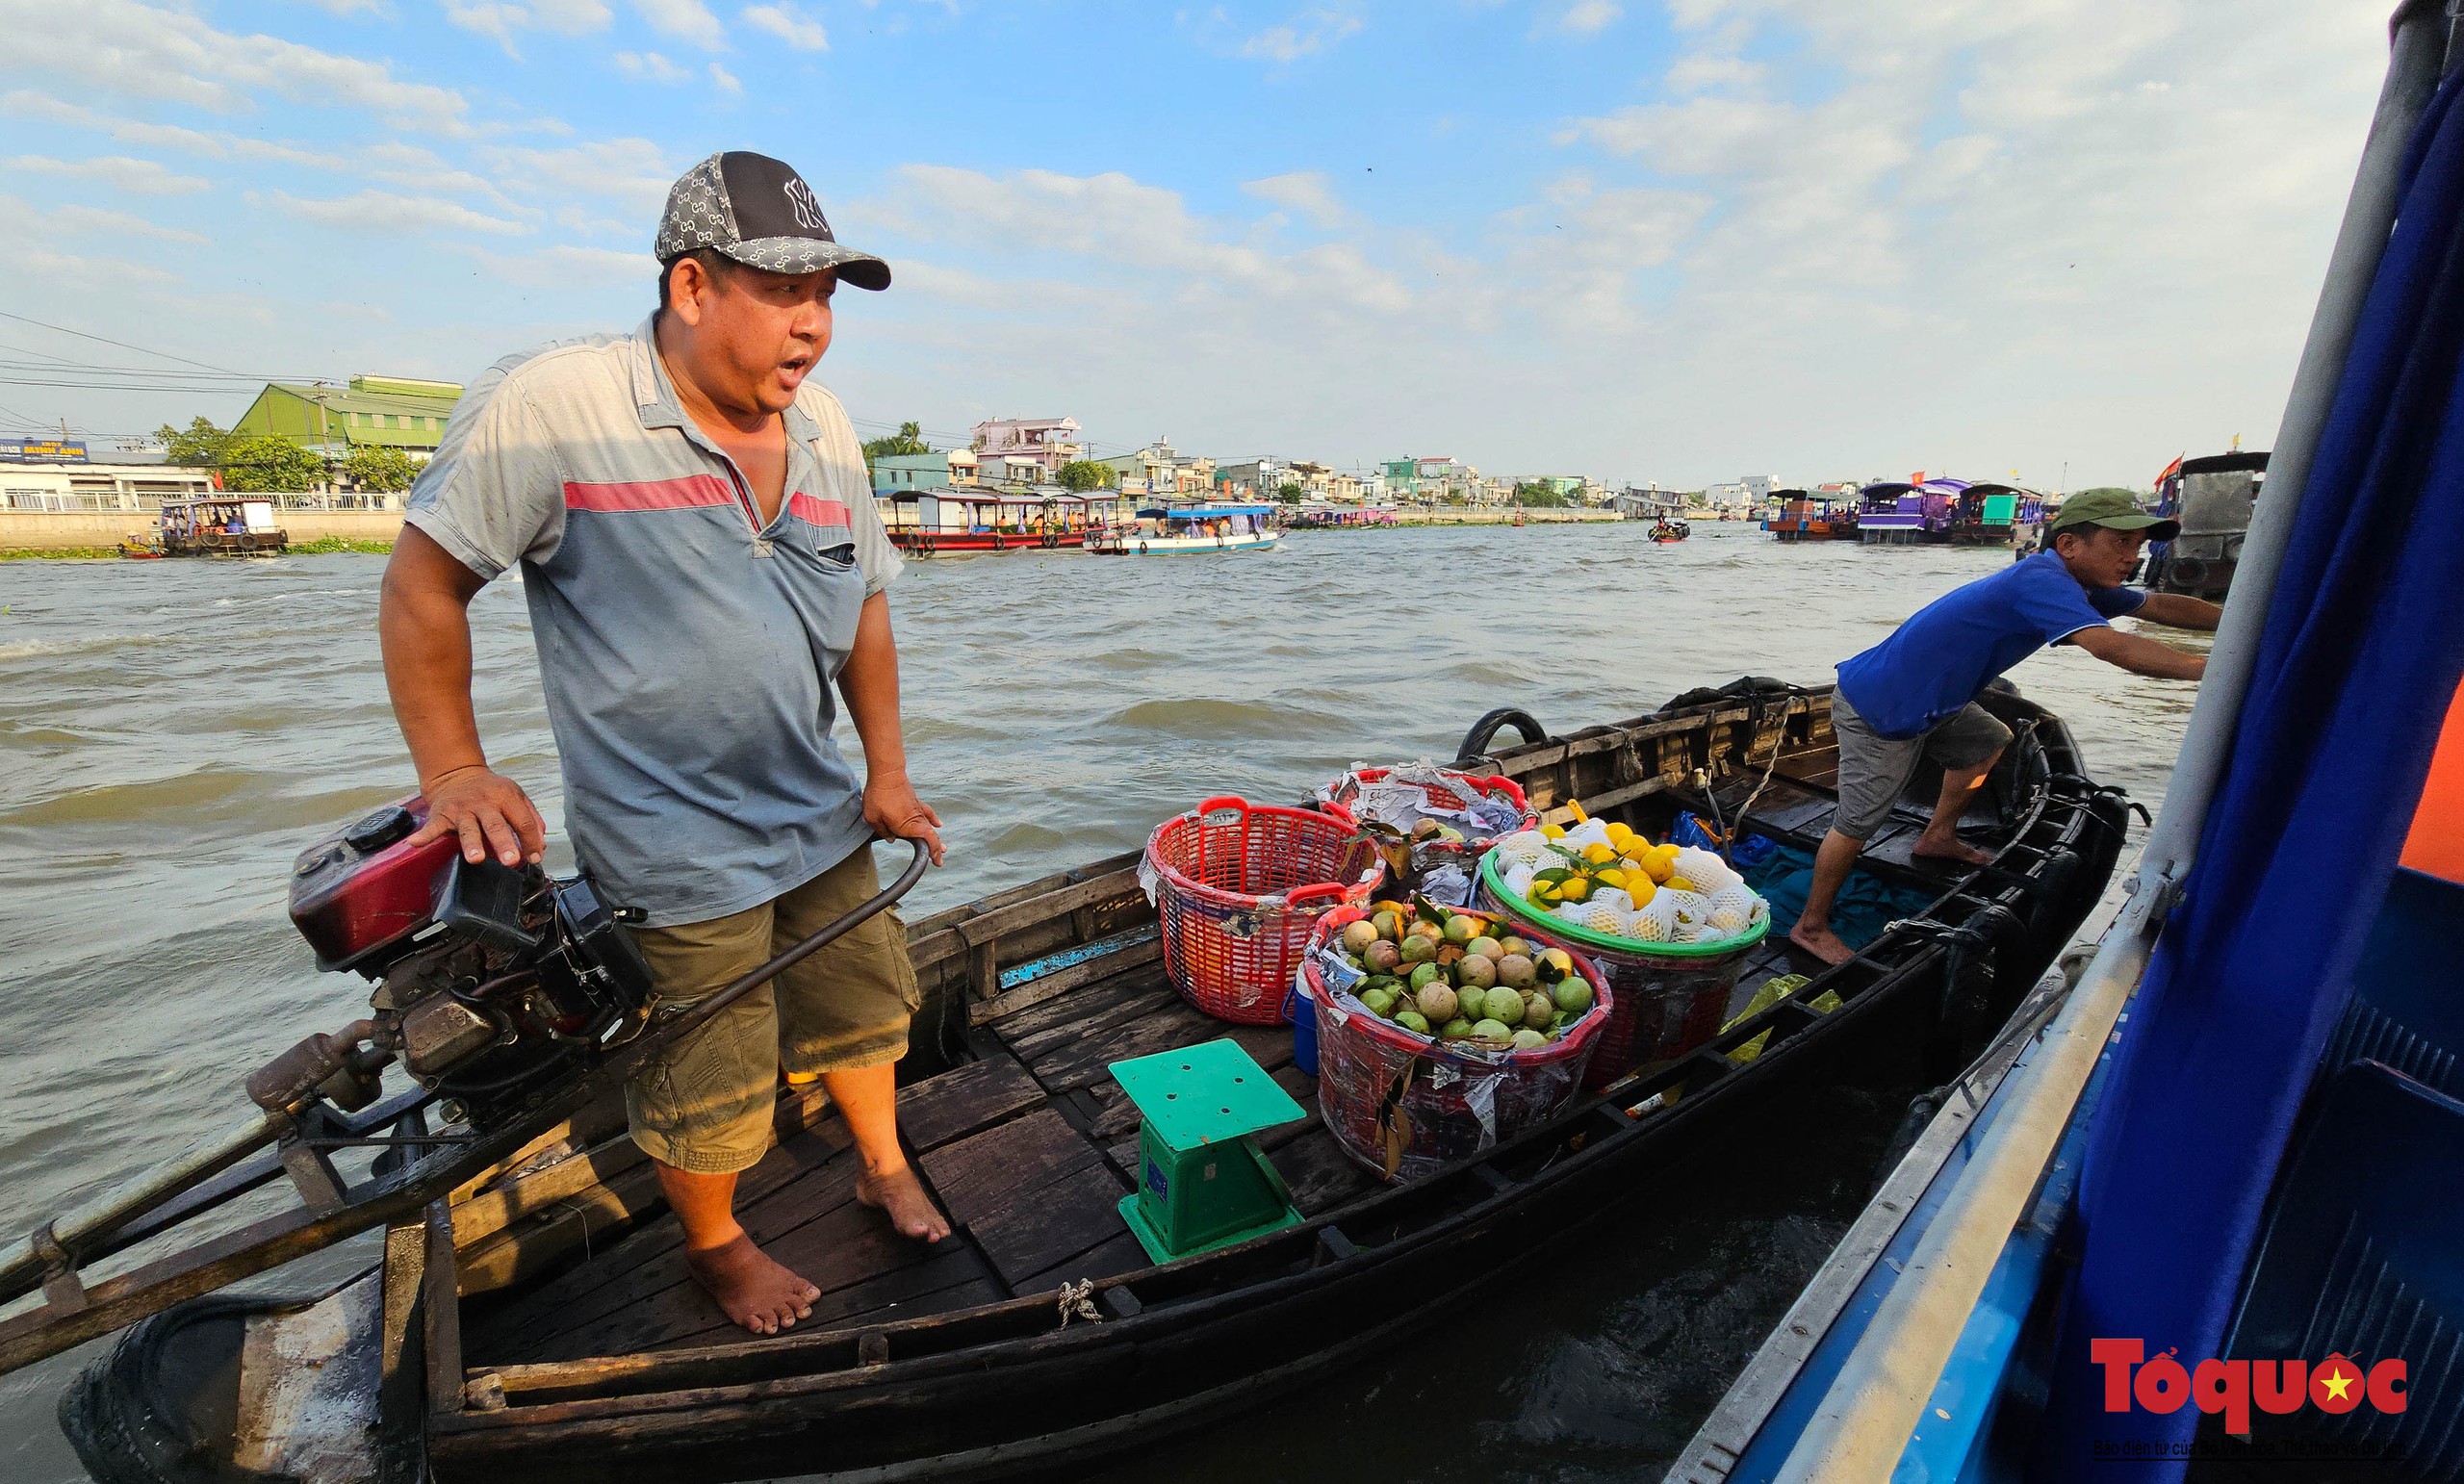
left=257, top=795, right=656, bottom=1130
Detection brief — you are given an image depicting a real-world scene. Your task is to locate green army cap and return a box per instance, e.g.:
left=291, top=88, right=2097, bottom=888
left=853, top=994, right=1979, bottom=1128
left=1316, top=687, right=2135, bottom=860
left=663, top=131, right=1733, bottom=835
left=2046, top=488, right=2180, bottom=542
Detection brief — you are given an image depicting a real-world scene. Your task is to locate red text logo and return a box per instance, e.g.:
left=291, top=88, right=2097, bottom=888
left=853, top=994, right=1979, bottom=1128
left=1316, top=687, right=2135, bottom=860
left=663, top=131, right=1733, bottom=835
left=2092, top=1340, right=2407, bottom=1436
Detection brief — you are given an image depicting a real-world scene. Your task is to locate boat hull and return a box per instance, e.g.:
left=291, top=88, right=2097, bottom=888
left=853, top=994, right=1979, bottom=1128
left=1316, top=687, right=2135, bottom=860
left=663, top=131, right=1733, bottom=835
left=1085, top=532, right=1280, bottom=555
left=57, top=686, right=2122, bottom=1484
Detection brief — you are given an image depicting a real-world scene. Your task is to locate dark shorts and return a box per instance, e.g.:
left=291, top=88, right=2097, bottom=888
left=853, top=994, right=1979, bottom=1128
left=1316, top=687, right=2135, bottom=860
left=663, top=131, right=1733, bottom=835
left=624, top=847, right=918, bottom=1174
left=1829, top=689, right=2013, bottom=842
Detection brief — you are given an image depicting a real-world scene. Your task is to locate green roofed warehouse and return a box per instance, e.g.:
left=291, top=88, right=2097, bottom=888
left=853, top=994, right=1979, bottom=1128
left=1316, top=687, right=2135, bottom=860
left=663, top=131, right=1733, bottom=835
left=230, top=374, right=464, bottom=460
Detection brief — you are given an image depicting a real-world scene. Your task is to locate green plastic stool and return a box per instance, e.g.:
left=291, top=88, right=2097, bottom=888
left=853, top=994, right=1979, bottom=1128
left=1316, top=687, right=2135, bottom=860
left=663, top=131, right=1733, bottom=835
left=1110, top=1038, right=1307, bottom=1263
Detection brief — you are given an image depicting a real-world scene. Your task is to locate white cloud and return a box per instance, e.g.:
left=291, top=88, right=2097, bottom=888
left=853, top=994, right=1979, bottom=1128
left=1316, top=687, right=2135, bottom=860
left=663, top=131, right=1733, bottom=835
left=1236, top=9, right=1361, bottom=64
left=476, top=139, right=674, bottom=214
left=1664, top=51, right=1762, bottom=91
left=741, top=0, right=826, bottom=50
left=3, top=153, right=211, bottom=194
left=46, top=203, right=212, bottom=243
left=442, top=0, right=610, bottom=56
left=452, top=242, right=654, bottom=286
left=0, top=93, right=345, bottom=166
left=1553, top=0, right=1621, bottom=36
left=615, top=49, right=689, bottom=82
left=0, top=0, right=473, bottom=133
left=264, top=188, right=532, bottom=236
left=285, top=0, right=386, bottom=14
left=1241, top=170, right=1348, bottom=229
left=708, top=61, right=742, bottom=93
left=633, top=0, right=727, bottom=49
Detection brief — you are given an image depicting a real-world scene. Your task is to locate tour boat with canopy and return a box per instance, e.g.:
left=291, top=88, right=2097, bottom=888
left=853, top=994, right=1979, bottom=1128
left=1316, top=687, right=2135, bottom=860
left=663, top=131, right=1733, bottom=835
left=1086, top=502, right=1280, bottom=555
left=879, top=489, right=1091, bottom=555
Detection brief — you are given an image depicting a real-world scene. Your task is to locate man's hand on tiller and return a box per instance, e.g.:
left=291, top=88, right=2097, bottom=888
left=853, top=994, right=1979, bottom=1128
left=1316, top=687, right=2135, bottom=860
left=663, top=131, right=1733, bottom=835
left=409, top=765, right=548, bottom=867
left=863, top=774, right=946, bottom=866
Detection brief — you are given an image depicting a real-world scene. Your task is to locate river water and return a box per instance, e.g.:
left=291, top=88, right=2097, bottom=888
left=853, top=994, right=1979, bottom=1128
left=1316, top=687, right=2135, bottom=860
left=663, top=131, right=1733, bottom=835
left=0, top=524, right=2203, bottom=1482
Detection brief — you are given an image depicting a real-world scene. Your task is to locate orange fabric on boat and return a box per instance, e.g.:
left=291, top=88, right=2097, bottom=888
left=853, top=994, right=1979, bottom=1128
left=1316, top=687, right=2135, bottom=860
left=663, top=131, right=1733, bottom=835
left=2400, top=676, right=2464, bottom=883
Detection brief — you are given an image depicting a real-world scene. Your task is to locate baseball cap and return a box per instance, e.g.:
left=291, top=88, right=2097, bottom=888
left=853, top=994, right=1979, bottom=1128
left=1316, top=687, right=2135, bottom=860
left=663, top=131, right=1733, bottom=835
left=2046, top=488, right=2180, bottom=542
left=654, top=151, right=890, bottom=291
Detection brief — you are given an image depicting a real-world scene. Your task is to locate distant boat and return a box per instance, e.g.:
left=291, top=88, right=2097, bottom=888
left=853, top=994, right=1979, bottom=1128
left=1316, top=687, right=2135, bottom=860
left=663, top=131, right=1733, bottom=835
left=1762, top=490, right=1858, bottom=542
left=1086, top=502, right=1280, bottom=555
left=880, top=489, right=1091, bottom=556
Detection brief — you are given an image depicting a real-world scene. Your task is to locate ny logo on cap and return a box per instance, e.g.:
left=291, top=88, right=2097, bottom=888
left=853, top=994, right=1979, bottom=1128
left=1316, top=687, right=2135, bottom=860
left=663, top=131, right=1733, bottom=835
left=783, top=177, right=829, bottom=234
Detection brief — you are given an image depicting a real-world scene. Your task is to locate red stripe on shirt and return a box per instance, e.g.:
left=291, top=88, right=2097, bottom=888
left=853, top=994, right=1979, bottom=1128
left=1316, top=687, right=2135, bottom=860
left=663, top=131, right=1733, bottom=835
left=563, top=475, right=740, bottom=513
left=787, top=493, right=851, bottom=527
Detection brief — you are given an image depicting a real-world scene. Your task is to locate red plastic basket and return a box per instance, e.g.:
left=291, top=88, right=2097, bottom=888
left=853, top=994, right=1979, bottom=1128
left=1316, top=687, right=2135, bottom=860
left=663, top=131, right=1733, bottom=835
left=1302, top=905, right=1609, bottom=1183
left=1145, top=795, right=1384, bottom=1024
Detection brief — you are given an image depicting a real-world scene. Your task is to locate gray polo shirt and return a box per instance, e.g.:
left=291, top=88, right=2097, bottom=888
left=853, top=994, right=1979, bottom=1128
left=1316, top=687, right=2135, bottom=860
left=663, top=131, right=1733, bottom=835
left=405, top=316, right=904, bottom=926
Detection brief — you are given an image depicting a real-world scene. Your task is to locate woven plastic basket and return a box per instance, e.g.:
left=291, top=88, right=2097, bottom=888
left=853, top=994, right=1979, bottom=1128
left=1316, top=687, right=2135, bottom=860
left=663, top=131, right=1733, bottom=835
left=1303, top=905, right=1609, bottom=1182
left=1144, top=795, right=1384, bottom=1024
left=1476, top=853, right=1762, bottom=1086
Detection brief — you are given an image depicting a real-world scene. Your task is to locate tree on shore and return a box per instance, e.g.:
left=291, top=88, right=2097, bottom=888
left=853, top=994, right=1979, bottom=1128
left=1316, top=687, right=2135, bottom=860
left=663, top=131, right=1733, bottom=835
left=343, top=445, right=422, bottom=492
left=860, top=421, right=931, bottom=479
left=1276, top=481, right=1304, bottom=503
left=1514, top=480, right=1572, bottom=508
left=157, top=417, right=233, bottom=470
left=1056, top=460, right=1117, bottom=493
left=221, top=435, right=325, bottom=493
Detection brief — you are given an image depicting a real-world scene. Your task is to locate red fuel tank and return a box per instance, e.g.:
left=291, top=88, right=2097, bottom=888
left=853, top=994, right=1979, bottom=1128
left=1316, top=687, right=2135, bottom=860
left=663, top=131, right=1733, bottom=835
left=288, top=796, right=458, bottom=974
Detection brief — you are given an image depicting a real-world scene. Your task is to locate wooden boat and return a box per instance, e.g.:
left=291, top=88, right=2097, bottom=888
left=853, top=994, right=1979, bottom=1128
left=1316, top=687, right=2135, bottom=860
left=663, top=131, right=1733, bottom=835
left=157, top=498, right=290, bottom=556
left=881, top=490, right=1091, bottom=556
left=116, top=538, right=166, bottom=560
left=1650, top=519, right=1690, bottom=543
left=47, top=682, right=2123, bottom=1484
left=1086, top=502, right=1279, bottom=555
left=1943, top=482, right=2045, bottom=547
left=1763, top=490, right=1859, bottom=542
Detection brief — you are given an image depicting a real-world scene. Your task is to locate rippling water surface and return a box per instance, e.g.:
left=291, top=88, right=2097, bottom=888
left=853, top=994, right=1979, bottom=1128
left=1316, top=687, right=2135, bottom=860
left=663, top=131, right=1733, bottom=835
left=0, top=524, right=2203, bottom=1481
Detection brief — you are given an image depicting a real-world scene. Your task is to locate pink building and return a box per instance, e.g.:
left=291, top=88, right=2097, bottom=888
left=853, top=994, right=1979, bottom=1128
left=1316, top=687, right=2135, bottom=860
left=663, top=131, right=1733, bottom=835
left=969, top=417, right=1083, bottom=480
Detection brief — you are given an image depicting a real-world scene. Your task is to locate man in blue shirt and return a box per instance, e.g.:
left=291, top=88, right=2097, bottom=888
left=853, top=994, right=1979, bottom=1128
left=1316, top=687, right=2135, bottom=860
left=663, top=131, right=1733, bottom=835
left=1789, top=490, right=2221, bottom=965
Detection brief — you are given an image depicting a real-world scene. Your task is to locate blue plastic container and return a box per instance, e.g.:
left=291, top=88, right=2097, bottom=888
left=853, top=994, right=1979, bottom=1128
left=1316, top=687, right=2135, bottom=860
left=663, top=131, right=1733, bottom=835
left=1286, top=975, right=1320, bottom=1076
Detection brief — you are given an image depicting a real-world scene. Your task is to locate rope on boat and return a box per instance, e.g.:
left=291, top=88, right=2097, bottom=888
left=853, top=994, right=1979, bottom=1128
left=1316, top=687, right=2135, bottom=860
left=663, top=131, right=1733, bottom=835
left=1056, top=1279, right=1102, bottom=1329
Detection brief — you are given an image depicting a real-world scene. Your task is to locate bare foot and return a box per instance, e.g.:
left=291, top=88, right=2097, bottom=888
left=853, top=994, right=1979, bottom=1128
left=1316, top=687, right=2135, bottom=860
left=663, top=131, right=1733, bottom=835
left=857, top=1164, right=952, bottom=1243
left=684, top=1234, right=820, bottom=1336
left=1911, top=835, right=1993, bottom=867
left=1788, top=921, right=1857, bottom=967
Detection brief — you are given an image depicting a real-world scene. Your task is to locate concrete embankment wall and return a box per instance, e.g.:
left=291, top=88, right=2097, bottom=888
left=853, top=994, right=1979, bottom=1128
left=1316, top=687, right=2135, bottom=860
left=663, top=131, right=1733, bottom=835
left=0, top=510, right=406, bottom=550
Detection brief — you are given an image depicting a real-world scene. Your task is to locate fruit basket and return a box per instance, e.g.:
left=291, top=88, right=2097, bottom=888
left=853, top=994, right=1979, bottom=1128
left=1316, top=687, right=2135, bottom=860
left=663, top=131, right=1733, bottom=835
left=1143, top=795, right=1384, bottom=1025
left=1303, top=902, right=1610, bottom=1182
left=1477, top=844, right=1766, bottom=1084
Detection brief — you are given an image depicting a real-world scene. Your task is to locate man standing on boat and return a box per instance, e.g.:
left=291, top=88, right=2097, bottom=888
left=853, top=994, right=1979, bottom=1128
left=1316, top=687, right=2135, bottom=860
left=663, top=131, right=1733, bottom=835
left=1788, top=490, right=2220, bottom=965
left=377, top=152, right=952, bottom=1338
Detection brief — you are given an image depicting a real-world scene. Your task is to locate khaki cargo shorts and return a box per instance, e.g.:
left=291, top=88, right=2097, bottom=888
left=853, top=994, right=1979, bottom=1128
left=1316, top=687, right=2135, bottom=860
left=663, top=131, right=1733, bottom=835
left=625, top=846, right=920, bottom=1175
left=1829, top=688, right=2013, bottom=843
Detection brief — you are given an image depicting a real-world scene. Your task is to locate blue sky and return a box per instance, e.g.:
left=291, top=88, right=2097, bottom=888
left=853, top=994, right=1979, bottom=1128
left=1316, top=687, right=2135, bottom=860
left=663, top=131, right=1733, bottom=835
left=0, top=0, right=2392, bottom=485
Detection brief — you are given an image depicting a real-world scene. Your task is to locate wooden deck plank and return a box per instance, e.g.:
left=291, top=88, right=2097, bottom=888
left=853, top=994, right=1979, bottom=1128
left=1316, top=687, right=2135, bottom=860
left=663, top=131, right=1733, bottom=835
left=1013, top=1231, right=1147, bottom=1296
left=893, top=1054, right=1048, bottom=1152
left=965, top=1161, right=1132, bottom=1291
left=470, top=1052, right=1038, bottom=1358
left=988, top=964, right=1169, bottom=1048
left=1270, top=1127, right=1379, bottom=1216
left=641, top=1246, right=1004, bottom=1358
left=1025, top=1002, right=1295, bottom=1095
left=915, top=1108, right=1101, bottom=1229
left=998, top=968, right=1180, bottom=1064
left=526, top=1190, right=954, bottom=1363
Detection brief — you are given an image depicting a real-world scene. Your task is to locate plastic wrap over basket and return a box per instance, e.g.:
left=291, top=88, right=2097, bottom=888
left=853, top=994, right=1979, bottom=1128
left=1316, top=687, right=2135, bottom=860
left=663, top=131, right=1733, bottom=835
left=1144, top=795, right=1385, bottom=1025
left=1303, top=905, right=1608, bottom=1184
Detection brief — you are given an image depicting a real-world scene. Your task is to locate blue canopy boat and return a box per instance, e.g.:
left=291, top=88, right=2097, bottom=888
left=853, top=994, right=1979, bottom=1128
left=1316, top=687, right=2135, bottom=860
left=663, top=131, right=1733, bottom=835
left=1668, top=6, right=2464, bottom=1478
left=1086, top=502, right=1281, bottom=555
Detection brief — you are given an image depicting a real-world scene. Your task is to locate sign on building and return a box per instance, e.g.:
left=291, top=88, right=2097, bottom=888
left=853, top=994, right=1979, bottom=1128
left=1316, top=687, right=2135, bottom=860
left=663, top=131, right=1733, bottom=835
left=0, top=437, right=90, bottom=463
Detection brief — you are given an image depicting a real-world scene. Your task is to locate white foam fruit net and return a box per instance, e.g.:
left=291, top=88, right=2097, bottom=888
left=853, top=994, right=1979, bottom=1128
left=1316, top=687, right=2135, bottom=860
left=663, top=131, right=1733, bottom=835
left=1558, top=819, right=1614, bottom=854
left=1493, top=831, right=1560, bottom=868
left=1672, top=847, right=1743, bottom=896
